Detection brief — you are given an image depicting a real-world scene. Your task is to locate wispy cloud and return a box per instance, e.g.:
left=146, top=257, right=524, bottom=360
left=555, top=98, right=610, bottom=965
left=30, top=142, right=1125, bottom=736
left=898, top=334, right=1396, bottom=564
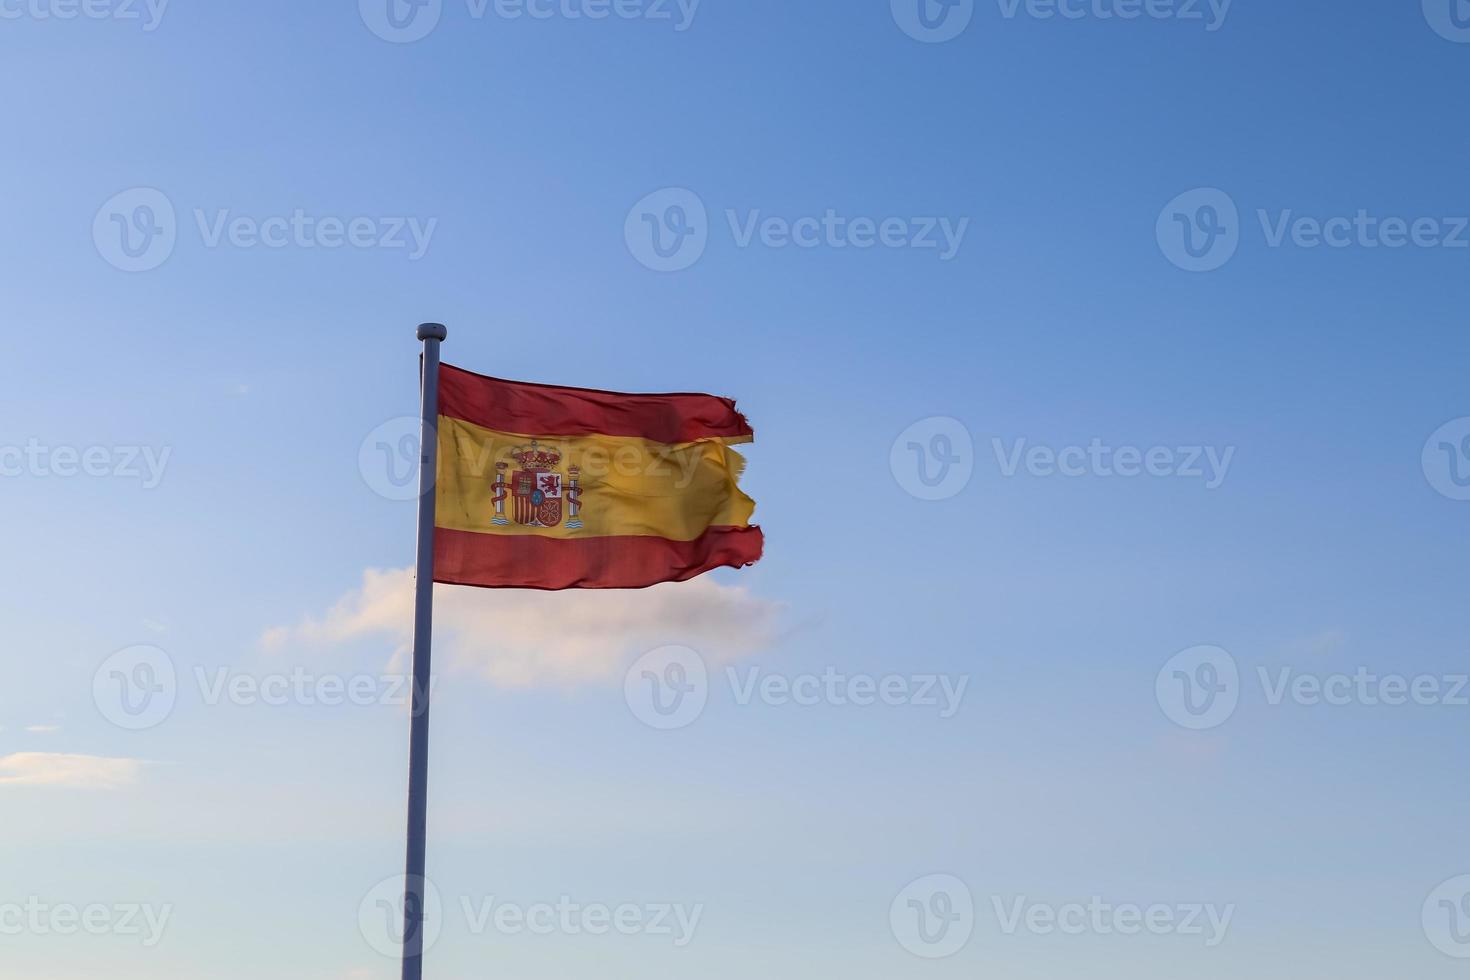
left=23, top=724, right=61, bottom=734
left=0, top=753, right=148, bottom=789
left=263, top=566, right=782, bottom=687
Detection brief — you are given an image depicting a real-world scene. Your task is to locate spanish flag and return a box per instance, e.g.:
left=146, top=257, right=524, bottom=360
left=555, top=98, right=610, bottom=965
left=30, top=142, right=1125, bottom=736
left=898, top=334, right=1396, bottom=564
left=431, top=363, right=763, bottom=590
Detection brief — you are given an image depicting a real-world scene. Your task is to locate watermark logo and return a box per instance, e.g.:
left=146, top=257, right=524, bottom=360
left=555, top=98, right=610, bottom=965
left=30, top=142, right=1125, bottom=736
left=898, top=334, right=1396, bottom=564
left=890, top=417, right=974, bottom=501
left=626, top=189, right=968, bottom=271
left=1157, top=646, right=1470, bottom=729
left=625, top=648, right=968, bottom=728
left=93, top=645, right=177, bottom=731
left=624, top=645, right=708, bottom=730
left=1157, top=188, right=1239, bottom=272
left=360, top=874, right=443, bottom=958
left=361, top=884, right=703, bottom=948
left=360, top=416, right=430, bottom=501
left=625, top=187, right=708, bottom=272
left=1424, top=876, right=1470, bottom=957
left=93, top=188, right=176, bottom=273
left=1424, top=0, right=1470, bottom=43
left=1156, top=645, right=1239, bottom=730
left=892, top=0, right=974, bottom=43
left=360, top=0, right=443, bottom=42
left=1423, top=417, right=1470, bottom=501
left=890, top=874, right=974, bottom=958
left=893, top=422, right=1233, bottom=497
left=95, top=189, right=436, bottom=270
left=96, top=644, right=428, bottom=728
left=1162, top=189, right=1470, bottom=271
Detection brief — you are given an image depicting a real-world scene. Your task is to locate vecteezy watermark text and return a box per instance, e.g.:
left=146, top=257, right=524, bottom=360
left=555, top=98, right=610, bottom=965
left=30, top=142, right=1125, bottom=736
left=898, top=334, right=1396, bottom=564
left=0, top=0, right=167, bottom=30
left=890, top=0, right=1230, bottom=43
left=992, top=437, right=1235, bottom=489
left=0, top=899, right=172, bottom=947
left=995, top=0, right=1230, bottom=29
left=0, top=440, right=170, bottom=488
left=460, top=896, right=702, bottom=946
left=991, top=895, right=1234, bottom=946
left=625, top=188, right=969, bottom=272
left=359, top=0, right=700, bottom=43
left=194, top=210, right=436, bottom=258
left=889, top=419, right=1236, bottom=498
left=624, top=647, right=969, bottom=730
left=727, top=666, right=968, bottom=717
left=94, top=188, right=437, bottom=272
left=93, top=644, right=433, bottom=731
left=1157, top=645, right=1470, bottom=730
left=1158, top=187, right=1470, bottom=272
left=358, top=416, right=715, bottom=501
left=888, top=875, right=1234, bottom=958
left=725, top=210, right=968, bottom=260
left=357, top=875, right=702, bottom=958
left=194, top=667, right=434, bottom=709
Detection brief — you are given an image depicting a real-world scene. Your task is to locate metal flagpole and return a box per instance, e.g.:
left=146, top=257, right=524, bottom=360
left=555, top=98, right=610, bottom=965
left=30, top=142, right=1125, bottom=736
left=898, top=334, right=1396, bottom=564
left=402, top=322, right=446, bottom=980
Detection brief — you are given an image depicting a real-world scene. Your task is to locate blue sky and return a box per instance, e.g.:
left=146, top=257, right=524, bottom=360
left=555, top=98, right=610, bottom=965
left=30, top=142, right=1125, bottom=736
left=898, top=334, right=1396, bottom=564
left=3, top=0, right=1470, bottom=977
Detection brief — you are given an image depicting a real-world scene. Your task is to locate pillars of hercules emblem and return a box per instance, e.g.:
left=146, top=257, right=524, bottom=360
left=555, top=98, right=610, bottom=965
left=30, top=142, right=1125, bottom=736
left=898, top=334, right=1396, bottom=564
left=491, top=462, right=509, bottom=526
left=566, top=465, right=583, bottom=530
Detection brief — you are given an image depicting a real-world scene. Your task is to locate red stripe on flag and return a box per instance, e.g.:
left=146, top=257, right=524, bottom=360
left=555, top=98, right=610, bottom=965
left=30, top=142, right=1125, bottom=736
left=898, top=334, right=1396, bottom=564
left=433, top=526, right=764, bottom=591
left=438, top=363, right=754, bottom=444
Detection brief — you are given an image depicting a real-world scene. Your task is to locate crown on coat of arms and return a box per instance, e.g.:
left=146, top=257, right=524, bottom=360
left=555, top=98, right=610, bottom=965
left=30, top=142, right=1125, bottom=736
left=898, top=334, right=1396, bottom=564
left=510, top=441, right=561, bottom=470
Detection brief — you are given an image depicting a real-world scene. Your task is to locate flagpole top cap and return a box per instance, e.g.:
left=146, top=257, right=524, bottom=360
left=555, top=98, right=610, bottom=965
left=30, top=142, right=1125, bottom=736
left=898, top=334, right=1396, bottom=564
left=416, top=323, right=448, bottom=342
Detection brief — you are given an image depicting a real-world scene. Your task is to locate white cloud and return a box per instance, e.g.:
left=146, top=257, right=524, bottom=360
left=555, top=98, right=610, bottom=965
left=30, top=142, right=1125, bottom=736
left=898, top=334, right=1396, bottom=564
left=0, top=753, right=147, bottom=790
left=263, top=567, right=782, bottom=688
left=23, top=725, right=61, bottom=734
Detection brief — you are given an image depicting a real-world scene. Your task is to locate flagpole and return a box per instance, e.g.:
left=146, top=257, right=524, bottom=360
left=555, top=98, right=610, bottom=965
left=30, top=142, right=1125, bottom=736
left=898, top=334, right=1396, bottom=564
left=402, top=322, right=446, bottom=980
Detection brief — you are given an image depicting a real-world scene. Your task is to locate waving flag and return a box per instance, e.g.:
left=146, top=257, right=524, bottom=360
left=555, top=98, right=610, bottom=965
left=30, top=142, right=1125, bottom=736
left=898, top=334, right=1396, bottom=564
left=431, top=362, right=763, bottom=590
left=395, top=327, right=764, bottom=980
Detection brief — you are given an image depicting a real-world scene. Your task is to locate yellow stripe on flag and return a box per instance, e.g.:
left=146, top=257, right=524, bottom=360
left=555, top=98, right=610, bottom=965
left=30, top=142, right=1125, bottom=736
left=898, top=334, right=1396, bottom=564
left=435, top=415, right=755, bottom=541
